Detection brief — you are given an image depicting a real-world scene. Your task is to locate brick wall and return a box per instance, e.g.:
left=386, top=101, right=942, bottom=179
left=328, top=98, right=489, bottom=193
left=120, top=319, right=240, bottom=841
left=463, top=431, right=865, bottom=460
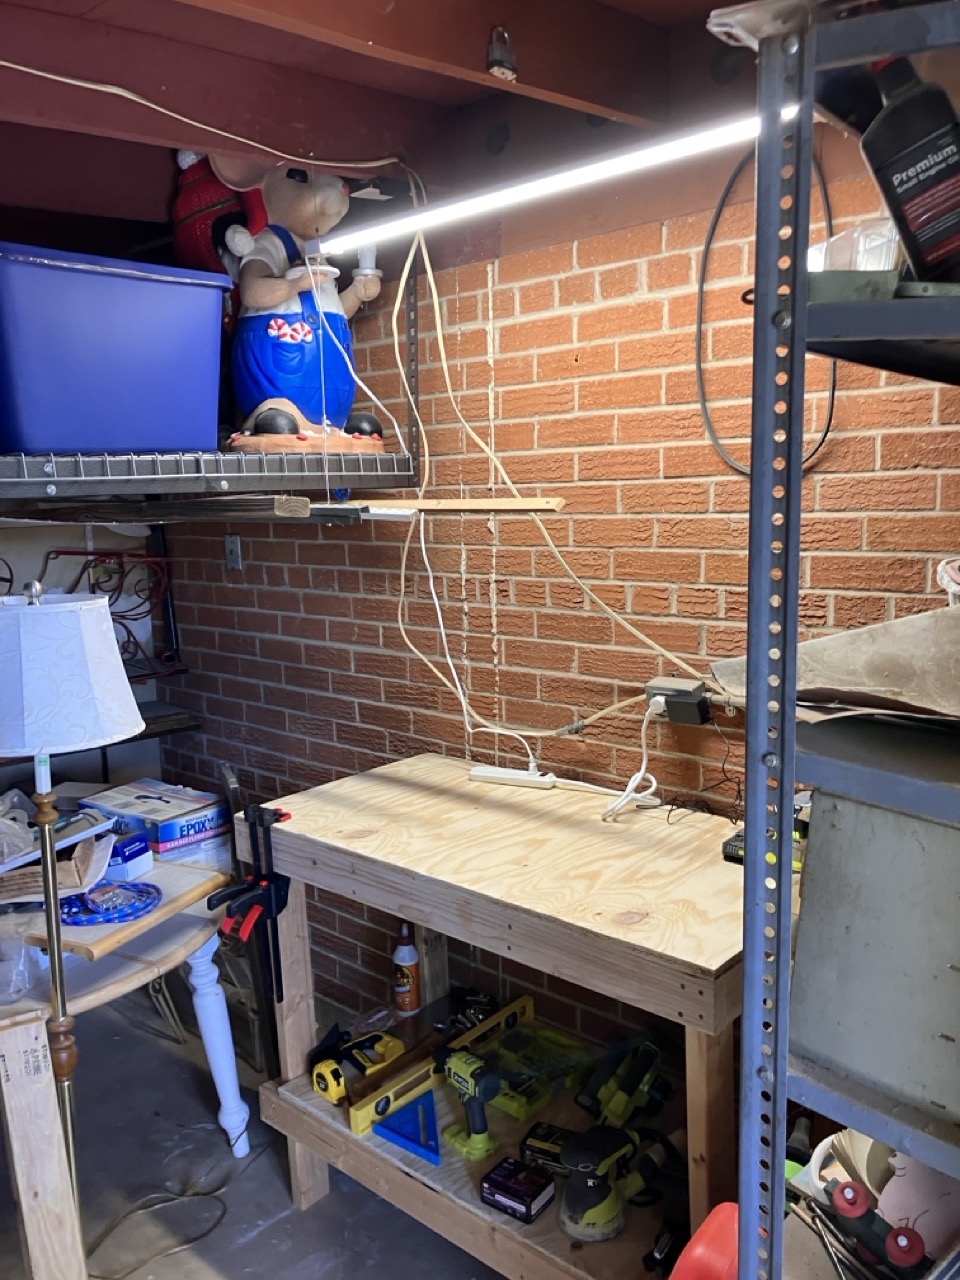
left=162, top=168, right=960, bottom=1025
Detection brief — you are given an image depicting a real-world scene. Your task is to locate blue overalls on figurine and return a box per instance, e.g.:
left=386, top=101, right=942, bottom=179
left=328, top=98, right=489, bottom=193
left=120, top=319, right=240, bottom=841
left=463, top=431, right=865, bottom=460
left=232, top=223, right=356, bottom=429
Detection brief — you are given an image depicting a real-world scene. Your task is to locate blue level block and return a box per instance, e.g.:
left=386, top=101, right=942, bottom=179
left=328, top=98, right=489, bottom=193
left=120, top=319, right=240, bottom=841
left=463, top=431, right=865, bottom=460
left=373, top=1089, right=442, bottom=1165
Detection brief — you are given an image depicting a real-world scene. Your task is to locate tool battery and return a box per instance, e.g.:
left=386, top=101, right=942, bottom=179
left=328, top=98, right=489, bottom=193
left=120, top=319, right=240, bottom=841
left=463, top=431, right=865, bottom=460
left=480, top=1157, right=556, bottom=1224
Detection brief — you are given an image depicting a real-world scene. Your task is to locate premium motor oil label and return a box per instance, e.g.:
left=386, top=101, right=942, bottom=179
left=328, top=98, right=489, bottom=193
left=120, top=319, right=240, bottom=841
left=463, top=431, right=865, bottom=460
left=884, top=126, right=960, bottom=269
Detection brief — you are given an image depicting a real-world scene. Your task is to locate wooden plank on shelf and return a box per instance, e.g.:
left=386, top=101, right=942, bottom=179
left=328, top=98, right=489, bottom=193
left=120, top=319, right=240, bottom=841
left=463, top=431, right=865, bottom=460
left=22, top=863, right=228, bottom=962
left=345, top=497, right=566, bottom=512
left=262, top=1073, right=663, bottom=1280
left=256, top=754, right=743, bottom=1034
left=0, top=1014, right=87, bottom=1280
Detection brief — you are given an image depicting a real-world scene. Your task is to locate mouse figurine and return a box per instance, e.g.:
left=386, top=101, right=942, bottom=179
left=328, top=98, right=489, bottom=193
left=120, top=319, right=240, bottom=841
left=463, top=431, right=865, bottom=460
left=210, top=156, right=384, bottom=452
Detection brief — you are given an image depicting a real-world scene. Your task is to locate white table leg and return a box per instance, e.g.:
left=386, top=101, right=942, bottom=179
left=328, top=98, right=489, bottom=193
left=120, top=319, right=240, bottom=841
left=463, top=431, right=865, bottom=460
left=186, top=934, right=250, bottom=1158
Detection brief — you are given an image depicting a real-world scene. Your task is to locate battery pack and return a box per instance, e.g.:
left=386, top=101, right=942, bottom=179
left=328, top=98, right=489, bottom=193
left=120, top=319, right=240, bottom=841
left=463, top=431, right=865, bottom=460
left=480, top=1157, right=555, bottom=1224
left=520, top=1121, right=576, bottom=1175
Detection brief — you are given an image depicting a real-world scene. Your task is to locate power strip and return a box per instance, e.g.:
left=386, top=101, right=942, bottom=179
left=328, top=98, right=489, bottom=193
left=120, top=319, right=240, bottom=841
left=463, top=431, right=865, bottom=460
left=469, top=765, right=557, bottom=789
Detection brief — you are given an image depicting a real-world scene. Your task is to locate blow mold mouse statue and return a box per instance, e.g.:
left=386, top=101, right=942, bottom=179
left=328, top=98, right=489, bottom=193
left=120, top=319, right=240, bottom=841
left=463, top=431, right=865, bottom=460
left=210, top=156, right=384, bottom=452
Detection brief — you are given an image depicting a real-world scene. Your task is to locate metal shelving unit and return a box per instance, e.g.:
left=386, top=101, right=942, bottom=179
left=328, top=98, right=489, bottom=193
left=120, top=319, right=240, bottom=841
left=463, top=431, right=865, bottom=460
left=0, top=448, right=417, bottom=502
left=706, top=2, right=960, bottom=1278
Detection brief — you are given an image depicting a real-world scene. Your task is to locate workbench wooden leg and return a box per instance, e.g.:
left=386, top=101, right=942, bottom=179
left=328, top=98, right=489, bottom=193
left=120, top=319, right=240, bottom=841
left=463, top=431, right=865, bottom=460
left=685, top=1022, right=737, bottom=1230
left=0, top=1014, right=87, bottom=1280
left=275, top=879, right=330, bottom=1208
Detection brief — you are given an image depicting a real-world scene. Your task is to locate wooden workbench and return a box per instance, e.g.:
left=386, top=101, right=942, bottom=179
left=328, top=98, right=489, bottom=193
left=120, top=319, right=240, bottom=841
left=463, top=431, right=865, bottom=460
left=260, top=753, right=744, bottom=1274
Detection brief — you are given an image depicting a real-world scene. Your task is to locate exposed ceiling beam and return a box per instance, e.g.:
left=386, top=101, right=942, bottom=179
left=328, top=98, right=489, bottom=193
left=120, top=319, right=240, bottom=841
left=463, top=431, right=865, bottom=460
left=169, top=0, right=669, bottom=126
left=0, top=2, right=447, bottom=164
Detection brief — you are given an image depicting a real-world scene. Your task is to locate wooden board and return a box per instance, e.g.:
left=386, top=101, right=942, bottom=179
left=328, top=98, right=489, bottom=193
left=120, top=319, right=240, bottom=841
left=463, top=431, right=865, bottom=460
left=258, top=755, right=743, bottom=1033
left=22, top=862, right=228, bottom=961
left=263, top=1072, right=666, bottom=1280
left=0, top=1015, right=87, bottom=1280
left=1, top=904, right=222, bottom=1025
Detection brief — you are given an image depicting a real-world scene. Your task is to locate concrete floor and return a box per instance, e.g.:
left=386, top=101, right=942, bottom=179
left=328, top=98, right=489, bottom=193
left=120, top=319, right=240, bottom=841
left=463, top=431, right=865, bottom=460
left=0, top=993, right=502, bottom=1280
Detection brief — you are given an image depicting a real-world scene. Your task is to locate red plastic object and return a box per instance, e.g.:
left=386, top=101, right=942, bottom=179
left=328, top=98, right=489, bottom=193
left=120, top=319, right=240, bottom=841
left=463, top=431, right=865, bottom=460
left=672, top=1203, right=738, bottom=1280
left=885, top=1226, right=926, bottom=1270
left=833, top=1180, right=872, bottom=1219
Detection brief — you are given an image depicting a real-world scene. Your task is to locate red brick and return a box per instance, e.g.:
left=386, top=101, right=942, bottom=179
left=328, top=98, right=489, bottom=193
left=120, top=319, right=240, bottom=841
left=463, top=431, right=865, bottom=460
left=618, top=332, right=693, bottom=370
left=578, top=372, right=662, bottom=411
left=519, top=280, right=557, bottom=313
left=578, top=447, right=659, bottom=480
left=499, top=243, right=574, bottom=283
left=614, top=549, right=701, bottom=581
left=836, top=389, right=936, bottom=431
left=559, top=272, right=597, bottom=306
left=538, top=344, right=616, bottom=381
left=500, top=383, right=575, bottom=418
left=664, top=442, right=750, bottom=476
left=647, top=252, right=694, bottom=291
left=577, top=222, right=662, bottom=267
left=657, top=515, right=748, bottom=549
left=800, top=517, right=864, bottom=551
left=817, top=474, right=937, bottom=511
left=539, top=415, right=616, bottom=448
left=499, top=314, right=573, bottom=353
left=941, top=473, right=960, bottom=510
left=806, top=554, right=927, bottom=592
left=879, top=430, right=960, bottom=471
left=866, top=515, right=960, bottom=551
left=578, top=300, right=664, bottom=343
left=537, top=612, right=613, bottom=644
left=621, top=480, right=710, bottom=513
left=831, top=594, right=889, bottom=627
left=600, top=264, right=639, bottom=298
left=666, top=201, right=753, bottom=250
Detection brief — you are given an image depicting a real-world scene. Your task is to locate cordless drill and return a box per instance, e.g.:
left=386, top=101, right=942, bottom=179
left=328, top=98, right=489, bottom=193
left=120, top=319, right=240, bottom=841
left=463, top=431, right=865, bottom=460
left=435, top=1047, right=502, bottom=1161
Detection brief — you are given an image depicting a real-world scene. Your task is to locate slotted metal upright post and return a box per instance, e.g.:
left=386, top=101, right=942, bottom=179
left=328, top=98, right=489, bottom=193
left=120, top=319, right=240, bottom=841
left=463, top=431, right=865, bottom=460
left=739, top=19, right=814, bottom=1280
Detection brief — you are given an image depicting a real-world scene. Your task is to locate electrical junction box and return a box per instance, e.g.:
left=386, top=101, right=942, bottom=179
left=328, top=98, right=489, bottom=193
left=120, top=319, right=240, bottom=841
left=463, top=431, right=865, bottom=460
left=644, top=677, right=710, bottom=726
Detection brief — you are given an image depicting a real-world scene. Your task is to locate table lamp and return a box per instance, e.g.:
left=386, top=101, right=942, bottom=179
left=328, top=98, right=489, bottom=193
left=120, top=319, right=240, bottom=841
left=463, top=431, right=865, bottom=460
left=0, top=582, right=144, bottom=1192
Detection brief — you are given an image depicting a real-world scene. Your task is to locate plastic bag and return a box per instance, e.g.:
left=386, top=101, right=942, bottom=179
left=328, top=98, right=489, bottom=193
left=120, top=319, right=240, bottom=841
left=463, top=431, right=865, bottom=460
left=0, top=928, right=46, bottom=1005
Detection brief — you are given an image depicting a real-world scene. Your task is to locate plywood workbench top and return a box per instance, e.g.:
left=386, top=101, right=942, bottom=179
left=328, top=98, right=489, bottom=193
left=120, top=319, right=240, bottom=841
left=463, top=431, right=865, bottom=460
left=262, top=754, right=744, bottom=1033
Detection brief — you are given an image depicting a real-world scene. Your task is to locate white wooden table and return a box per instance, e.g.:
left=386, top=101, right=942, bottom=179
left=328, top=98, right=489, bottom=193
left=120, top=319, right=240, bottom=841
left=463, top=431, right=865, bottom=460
left=0, top=862, right=249, bottom=1280
left=253, top=754, right=745, bottom=1280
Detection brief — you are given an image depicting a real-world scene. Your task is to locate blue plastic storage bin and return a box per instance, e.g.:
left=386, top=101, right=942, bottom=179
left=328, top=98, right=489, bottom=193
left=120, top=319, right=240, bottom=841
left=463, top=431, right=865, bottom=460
left=0, top=242, right=231, bottom=454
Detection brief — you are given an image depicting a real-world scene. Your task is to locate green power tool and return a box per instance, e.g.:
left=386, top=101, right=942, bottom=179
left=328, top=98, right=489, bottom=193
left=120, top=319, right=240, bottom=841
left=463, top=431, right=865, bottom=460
left=558, top=1125, right=686, bottom=1243
left=436, top=1047, right=502, bottom=1161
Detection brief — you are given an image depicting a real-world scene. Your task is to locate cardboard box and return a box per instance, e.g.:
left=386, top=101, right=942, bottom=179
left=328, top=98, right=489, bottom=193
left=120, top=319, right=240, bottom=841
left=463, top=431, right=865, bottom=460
left=104, top=833, right=154, bottom=883
left=80, top=779, right=231, bottom=854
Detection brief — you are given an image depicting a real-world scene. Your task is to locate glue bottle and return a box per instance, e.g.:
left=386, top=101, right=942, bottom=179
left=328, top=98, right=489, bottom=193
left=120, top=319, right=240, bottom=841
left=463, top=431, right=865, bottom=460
left=392, top=921, right=421, bottom=1017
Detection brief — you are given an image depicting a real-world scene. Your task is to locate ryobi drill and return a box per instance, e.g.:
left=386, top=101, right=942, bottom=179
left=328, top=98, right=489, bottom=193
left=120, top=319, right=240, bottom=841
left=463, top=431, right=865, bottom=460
left=435, top=1047, right=502, bottom=1161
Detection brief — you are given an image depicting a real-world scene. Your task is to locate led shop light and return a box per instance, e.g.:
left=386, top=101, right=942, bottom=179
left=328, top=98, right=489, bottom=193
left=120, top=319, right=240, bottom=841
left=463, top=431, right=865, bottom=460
left=319, top=110, right=798, bottom=256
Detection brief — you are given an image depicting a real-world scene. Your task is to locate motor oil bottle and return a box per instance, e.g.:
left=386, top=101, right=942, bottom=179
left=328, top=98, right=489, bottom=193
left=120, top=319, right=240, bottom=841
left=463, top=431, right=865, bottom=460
left=861, top=57, right=960, bottom=284
left=392, top=920, right=421, bottom=1016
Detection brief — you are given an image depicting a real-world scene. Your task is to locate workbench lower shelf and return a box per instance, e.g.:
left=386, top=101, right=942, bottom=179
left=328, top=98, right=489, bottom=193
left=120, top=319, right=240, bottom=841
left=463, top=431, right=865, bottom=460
left=260, top=1074, right=666, bottom=1280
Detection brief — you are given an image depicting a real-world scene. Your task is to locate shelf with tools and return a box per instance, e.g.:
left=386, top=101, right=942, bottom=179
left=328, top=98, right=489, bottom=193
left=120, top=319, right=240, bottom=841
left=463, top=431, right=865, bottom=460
left=261, top=1069, right=669, bottom=1280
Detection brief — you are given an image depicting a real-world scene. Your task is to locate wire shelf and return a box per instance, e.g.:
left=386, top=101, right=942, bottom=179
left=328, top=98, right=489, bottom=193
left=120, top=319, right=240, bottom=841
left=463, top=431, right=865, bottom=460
left=0, top=449, right=418, bottom=501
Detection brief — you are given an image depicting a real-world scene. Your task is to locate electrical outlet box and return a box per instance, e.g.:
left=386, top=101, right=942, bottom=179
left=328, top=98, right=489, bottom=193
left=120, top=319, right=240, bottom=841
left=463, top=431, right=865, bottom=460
left=224, top=533, right=243, bottom=572
left=644, top=677, right=711, bottom=726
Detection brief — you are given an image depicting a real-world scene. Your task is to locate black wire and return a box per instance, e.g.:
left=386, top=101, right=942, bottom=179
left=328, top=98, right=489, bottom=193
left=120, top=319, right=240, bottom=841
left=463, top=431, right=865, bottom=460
left=696, top=147, right=837, bottom=476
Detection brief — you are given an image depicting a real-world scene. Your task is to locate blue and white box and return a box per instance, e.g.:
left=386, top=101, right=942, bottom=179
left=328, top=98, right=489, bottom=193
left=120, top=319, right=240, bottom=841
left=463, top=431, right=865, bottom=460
left=105, top=833, right=154, bottom=883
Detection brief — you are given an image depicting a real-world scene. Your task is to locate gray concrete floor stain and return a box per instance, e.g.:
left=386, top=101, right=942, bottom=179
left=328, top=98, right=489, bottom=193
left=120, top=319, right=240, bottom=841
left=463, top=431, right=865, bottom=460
left=0, top=996, right=502, bottom=1279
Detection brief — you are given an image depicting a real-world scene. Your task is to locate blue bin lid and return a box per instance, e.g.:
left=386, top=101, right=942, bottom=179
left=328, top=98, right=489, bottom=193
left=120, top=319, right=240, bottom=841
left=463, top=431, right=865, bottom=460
left=0, top=240, right=232, bottom=290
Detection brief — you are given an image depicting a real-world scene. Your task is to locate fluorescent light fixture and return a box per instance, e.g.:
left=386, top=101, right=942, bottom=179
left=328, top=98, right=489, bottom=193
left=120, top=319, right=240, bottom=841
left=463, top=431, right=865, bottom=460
left=319, top=109, right=797, bottom=256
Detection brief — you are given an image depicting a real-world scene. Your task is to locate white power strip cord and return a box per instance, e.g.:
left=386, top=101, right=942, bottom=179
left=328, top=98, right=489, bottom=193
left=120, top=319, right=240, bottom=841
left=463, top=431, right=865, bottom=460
left=601, top=698, right=665, bottom=820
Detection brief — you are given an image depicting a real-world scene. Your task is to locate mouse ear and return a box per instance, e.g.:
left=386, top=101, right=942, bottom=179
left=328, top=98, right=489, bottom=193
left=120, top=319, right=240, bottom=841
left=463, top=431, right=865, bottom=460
left=209, top=154, right=276, bottom=191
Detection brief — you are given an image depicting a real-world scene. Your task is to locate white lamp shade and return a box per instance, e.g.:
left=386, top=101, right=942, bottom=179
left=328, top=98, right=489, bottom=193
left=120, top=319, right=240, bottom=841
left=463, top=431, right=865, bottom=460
left=0, top=592, right=145, bottom=757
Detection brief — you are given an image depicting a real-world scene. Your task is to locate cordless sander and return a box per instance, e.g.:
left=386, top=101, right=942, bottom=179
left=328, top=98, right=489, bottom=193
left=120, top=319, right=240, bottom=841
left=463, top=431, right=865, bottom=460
left=558, top=1126, right=687, bottom=1243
